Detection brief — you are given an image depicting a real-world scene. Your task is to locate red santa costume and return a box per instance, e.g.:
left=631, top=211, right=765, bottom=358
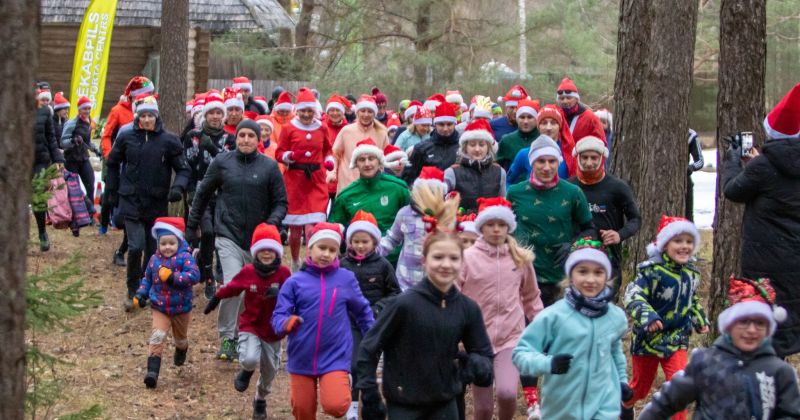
left=556, top=78, right=606, bottom=143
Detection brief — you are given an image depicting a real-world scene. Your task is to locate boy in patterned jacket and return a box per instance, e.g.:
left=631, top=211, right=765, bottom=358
left=622, top=216, right=709, bottom=420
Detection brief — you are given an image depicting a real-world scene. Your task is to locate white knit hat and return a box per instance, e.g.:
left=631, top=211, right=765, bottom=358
left=564, top=239, right=612, bottom=277
left=572, top=135, right=609, bottom=158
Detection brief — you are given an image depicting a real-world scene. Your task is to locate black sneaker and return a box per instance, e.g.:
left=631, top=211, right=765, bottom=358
left=174, top=347, right=187, bottom=366
left=234, top=369, right=254, bottom=392
left=253, top=399, right=267, bottom=420
left=39, top=232, right=50, bottom=252
left=113, top=250, right=126, bottom=266
left=204, top=280, right=216, bottom=300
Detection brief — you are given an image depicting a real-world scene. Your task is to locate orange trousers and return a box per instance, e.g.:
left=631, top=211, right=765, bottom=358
left=289, top=371, right=351, bottom=420
left=625, top=349, right=688, bottom=420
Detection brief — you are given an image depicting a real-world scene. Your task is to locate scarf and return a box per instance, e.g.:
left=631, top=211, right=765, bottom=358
left=347, top=248, right=373, bottom=261
left=577, top=164, right=605, bottom=185
left=529, top=170, right=559, bottom=190
left=304, top=255, right=340, bottom=273
left=564, top=286, right=612, bottom=318
left=253, top=258, right=282, bottom=278
left=201, top=121, right=225, bottom=148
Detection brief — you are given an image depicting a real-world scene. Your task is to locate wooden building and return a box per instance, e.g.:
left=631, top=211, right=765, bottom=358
left=39, top=0, right=294, bottom=115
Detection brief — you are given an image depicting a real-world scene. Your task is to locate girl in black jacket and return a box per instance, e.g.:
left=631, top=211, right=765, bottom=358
left=60, top=97, right=100, bottom=216
left=32, top=88, right=65, bottom=251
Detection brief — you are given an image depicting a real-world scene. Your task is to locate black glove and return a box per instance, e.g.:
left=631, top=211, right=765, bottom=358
left=724, top=134, right=742, bottom=163
left=168, top=187, right=183, bottom=203
left=550, top=353, right=573, bottom=374
left=199, top=134, right=216, bottom=153
left=185, top=225, right=200, bottom=244
left=74, top=135, right=83, bottom=145
left=134, top=293, right=149, bottom=308
left=104, top=190, right=119, bottom=208
left=203, top=296, right=221, bottom=314
left=621, top=382, right=634, bottom=402
left=265, top=283, right=280, bottom=298
left=553, top=242, right=572, bottom=267
left=360, top=387, right=386, bottom=420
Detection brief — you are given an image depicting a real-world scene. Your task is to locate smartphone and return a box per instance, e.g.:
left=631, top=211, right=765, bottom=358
left=740, top=131, right=753, bottom=156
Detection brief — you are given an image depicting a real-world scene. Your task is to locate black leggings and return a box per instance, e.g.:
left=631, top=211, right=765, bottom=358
left=65, top=159, right=95, bottom=210
left=387, top=399, right=459, bottom=420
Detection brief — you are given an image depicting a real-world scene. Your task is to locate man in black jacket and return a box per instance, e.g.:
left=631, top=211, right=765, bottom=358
left=188, top=119, right=287, bottom=361
left=32, top=85, right=64, bottom=251
left=404, top=102, right=461, bottom=185
left=106, top=95, right=190, bottom=310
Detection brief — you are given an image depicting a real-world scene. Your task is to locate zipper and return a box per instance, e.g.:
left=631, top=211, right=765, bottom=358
left=312, top=270, right=326, bottom=376
left=328, top=287, right=337, bottom=317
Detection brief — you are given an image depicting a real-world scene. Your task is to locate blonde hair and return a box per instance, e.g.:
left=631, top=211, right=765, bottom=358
left=458, top=139, right=496, bottom=161
left=506, top=235, right=534, bottom=268
left=411, top=183, right=460, bottom=232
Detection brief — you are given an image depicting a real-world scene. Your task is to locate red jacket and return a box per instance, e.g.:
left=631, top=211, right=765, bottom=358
left=567, top=106, right=606, bottom=144
left=214, top=264, right=291, bottom=341
left=100, top=100, right=133, bottom=159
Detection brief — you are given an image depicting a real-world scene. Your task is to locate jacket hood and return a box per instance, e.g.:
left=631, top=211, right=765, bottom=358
left=410, top=277, right=460, bottom=305
left=133, top=114, right=164, bottom=134
left=473, top=237, right=509, bottom=256
left=714, top=334, right=776, bottom=359
left=762, top=137, right=800, bottom=177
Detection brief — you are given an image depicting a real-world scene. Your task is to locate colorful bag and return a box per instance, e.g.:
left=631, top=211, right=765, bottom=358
left=64, top=170, right=92, bottom=230
left=46, top=174, right=72, bottom=229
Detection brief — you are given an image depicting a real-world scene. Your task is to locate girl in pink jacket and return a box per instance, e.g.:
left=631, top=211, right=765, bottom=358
left=459, top=197, right=543, bottom=420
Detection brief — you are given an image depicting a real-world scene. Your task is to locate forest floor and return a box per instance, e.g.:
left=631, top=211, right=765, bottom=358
left=27, top=225, right=798, bottom=419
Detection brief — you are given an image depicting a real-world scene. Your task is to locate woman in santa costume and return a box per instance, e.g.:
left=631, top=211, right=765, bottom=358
left=277, top=88, right=335, bottom=271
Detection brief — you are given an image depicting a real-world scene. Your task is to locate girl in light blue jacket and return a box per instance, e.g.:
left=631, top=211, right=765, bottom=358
left=513, top=239, right=630, bottom=420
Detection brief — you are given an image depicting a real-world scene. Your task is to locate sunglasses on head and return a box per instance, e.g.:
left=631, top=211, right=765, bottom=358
left=557, top=90, right=574, bottom=95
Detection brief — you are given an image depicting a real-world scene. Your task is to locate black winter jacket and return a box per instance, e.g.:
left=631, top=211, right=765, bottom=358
left=340, top=251, right=401, bottom=316
left=182, top=124, right=235, bottom=192
left=60, top=117, right=92, bottom=163
left=356, top=278, right=494, bottom=406
left=52, top=114, right=67, bottom=144
left=639, top=336, right=800, bottom=420
left=722, top=137, right=800, bottom=357
left=188, top=149, right=288, bottom=251
left=33, top=105, right=64, bottom=167
left=445, top=158, right=505, bottom=213
left=106, top=117, right=190, bottom=220
left=404, top=130, right=460, bottom=185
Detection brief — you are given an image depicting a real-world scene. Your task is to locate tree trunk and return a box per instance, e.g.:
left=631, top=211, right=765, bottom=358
left=158, top=0, right=189, bottom=134
left=294, top=0, right=315, bottom=72
left=612, top=1, right=699, bottom=269
left=708, top=0, right=766, bottom=340
left=0, top=1, right=38, bottom=418
left=276, top=0, right=294, bottom=48
left=412, top=3, right=432, bottom=99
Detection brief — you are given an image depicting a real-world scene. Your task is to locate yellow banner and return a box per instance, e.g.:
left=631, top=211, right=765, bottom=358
left=69, top=0, right=118, bottom=120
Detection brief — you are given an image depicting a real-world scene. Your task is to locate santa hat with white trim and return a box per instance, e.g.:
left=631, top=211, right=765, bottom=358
left=763, top=83, right=800, bottom=139
left=192, top=92, right=207, bottom=115
left=250, top=223, right=283, bottom=258
left=53, top=92, right=70, bottom=111
left=37, top=89, right=52, bottom=101
left=326, top=94, right=351, bottom=113
left=718, top=275, right=787, bottom=335
left=457, top=213, right=479, bottom=235
left=383, top=144, right=409, bottom=170
left=572, top=135, right=609, bottom=158
left=223, top=87, right=244, bottom=110
left=646, top=215, right=700, bottom=261
left=255, top=115, right=273, bottom=131
left=433, top=102, right=458, bottom=124
left=528, top=135, right=563, bottom=164
left=186, top=100, right=194, bottom=113
left=295, top=88, right=317, bottom=111
left=446, top=90, right=464, bottom=105
left=515, top=99, right=539, bottom=119
left=125, top=76, right=154, bottom=98
left=556, top=78, right=580, bottom=100
left=459, top=119, right=497, bottom=153
left=404, top=100, right=423, bottom=121
left=503, top=85, right=528, bottom=107
left=151, top=217, right=185, bottom=240
left=77, top=96, right=92, bottom=111
left=412, top=106, right=433, bottom=125
left=474, top=196, right=517, bottom=233
left=349, top=138, right=385, bottom=169
left=564, top=237, right=612, bottom=277
left=254, top=96, right=269, bottom=112
left=232, top=76, right=253, bottom=92
left=346, top=210, right=382, bottom=244
left=424, top=93, right=446, bottom=111
left=413, top=166, right=448, bottom=192
left=272, top=91, right=293, bottom=112
left=307, top=222, right=344, bottom=248
left=595, top=108, right=613, bottom=127
left=203, top=91, right=226, bottom=119
left=355, top=94, right=378, bottom=114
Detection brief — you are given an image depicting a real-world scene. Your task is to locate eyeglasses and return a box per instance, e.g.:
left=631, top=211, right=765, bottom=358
left=733, top=318, right=769, bottom=331
left=557, top=90, right=574, bottom=96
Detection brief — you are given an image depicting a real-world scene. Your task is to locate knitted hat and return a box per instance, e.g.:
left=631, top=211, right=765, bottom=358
left=254, top=96, right=269, bottom=112
left=446, top=90, right=464, bottom=105
left=125, top=76, right=154, bottom=98
left=763, top=83, right=800, bottom=139
left=564, top=237, right=612, bottom=277
left=646, top=215, right=700, bottom=260
left=413, top=166, right=448, bottom=192
left=354, top=94, right=378, bottom=114
left=232, top=76, right=253, bottom=92
left=404, top=100, right=423, bottom=120
left=399, top=99, right=411, bottom=112
left=349, top=138, right=384, bottom=169
left=595, top=108, right=613, bottom=127
left=459, top=119, right=497, bottom=153
left=250, top=223, right=283, bottom=258
left=134, top=94, right=159, bottom=117
left=412, top=106, right=433, bottom=125
left=383, top=144, right=409, bottom=170
left=424, top=93, right=446, bottom=111
left=77, top=96, right=92, bottom=111
left=223, top=87, right=245, bottom=110
left=433, top=102, right=458, bottom=124
left=718, top=276, right=787, bottom=335
left=528, top=135, right=563, bottom=163
left=326, top=94, right=351, bottom=113
left=272, top=91, right=293, bottom=112
left=255, top=115, right=274, bottom=130
left=37, top=89, right=52, bottom=101
left=346, top=210, right=382, bottom=244
left=572, top=135, right=609, bottom=158
left=472, top=96, right=494, bottom=120
left=308, top=222, right=344, bottom=248
left=556, top=78, right=580, bottom=100
left=515, top=99, right=540, bottom=119
left=151, top=217, right=185, bottom=240
left=474, top=197, right=517, bottom=234
left=458, top=213, right=478, bottom=235
left=236, top=119, right=262, bottom=141
left=203, top=91, right=226, bottom=118
left=537, top=104, right=563, bottom=126
left=503, top=85, right=529, bottom=107
left=295, top=88, right=317, bottom=111
left=52, top=92, right=70, bottom=111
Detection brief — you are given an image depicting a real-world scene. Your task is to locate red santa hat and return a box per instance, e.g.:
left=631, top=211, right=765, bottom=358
left=387, top=113, right=401, bottom=128
left=433, top=102, right=458, bottom=124
left=459, top=119, right=497, bottom=153
left=243, top=110, right=259, bottom=120
left=412, top=106, right=433, bottom=125
left=125, top=75, right=154, bottom=98
left=446, top=90, right=464, bottom=105
left=346, top=210, right=382, bottom=244
left=254, top=96, right=269, bottom=112
left=203, top=91, right=226, bottom=118
left=646, top=215, right=700, bottom=260
left=556, top=78, right=580, bottom=100
left=371, top=87, right=388, bottom=106
left=572, top=135, right=609, bottom=158
left=232, top=76, right=253, bottom=92
left=355, top=94, right=378, bottom=114
left=424, top=93, right=446, bottom=111
left=52, top=92, right=70, bottom=111
left=272, top=91, right=293, bottom=112
left=255, top=115, right=274, bottom=130
left=295, top=88, right=317, bottom=111
left=564, top=238, right=612, bottom=277
left=77, top=96, right=92, bottom=111
left=134, top=94, right=159, bottom=116
left=474, top=197, right=517, bottom=233
left=223, top=87, right=244, bottom=110
left=457, top=213, right=478, bottom=235
left=186, top=100, right=194, bottom=113
left=383, top=144, right=409, bottom=170
left=763, top=83, right=800, bottom=139
left=250, top=223, right=283, bottom=258
left=718, top=276, right=787, bottom=335
left=307, top=222, right=344, bottom=248
left=326, top=94, right=351, bottom=113
left=503, top=85, right=529, bottom=107
left=515, top=99, right=540, bottom=119
left=594, top=108, right=613, bottom=127
left=349, top=138, right=385, bottom=169
left=192, top=93, right=207, bottom=115
left=151, top=217, right=185, bottom=240
left=413, top=166, right=448, bottom=192
left=36, top=89, right=52, bottom=101
left=404, top=100, right=423, bottom=120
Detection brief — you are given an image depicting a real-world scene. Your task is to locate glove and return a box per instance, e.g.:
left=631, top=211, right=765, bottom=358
left=199, top=134, right=216, bottom=152
left=104, top=190, right=118, bottom=208
left=168, top=187, right=183, bottom=203
left=74, top=135, right=83, bottom=145
left=724, top=134, right=742, bottom=163
left=550, top=353, right=573, bottom=374
left=185, top=225, right=200, bottom=244
left=203, top=296, right=221, bottom=314
left=158, top=267, right=173, bottom=283
left=324, top=159, right=334, bottom=171
left=265, top=282, right=280, bottom=298
left=360, top=387, right=386, bottom=420
left=463, top=352, right=493, bottom=387
left=284, top=315, right=304, bottom=333
left=553, top=242, right=572, bottom=267
left=621, top=382, right=634, bottom=402
left=133, top=293, right=148, bottom=309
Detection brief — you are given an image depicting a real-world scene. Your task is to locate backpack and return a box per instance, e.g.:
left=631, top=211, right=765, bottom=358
left=46, top=174, right=72, bottom=229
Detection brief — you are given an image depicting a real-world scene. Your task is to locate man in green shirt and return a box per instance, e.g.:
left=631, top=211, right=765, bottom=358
left=496, top=98, right=540, bottom=170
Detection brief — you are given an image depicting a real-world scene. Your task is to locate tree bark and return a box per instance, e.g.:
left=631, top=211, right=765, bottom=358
left=612, top=1, right=699, bottom=268
left=276, top=0, right=294, bottom=48
left=708, top=0, right=766, bottom=339
left=294, top=0, right=316, bottom=71
left=0, top=1, right=38, bottom=418
left=158, top=0, right=189, bottom=134
left=412, top=3, right=433, bottom=99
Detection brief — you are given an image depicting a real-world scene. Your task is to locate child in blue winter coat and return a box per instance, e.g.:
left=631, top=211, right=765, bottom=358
left=271, top=222, right=374, bottom=420
left=133, top=217, right=200, bottom=389
left=513, top=238, right=629, bottom=420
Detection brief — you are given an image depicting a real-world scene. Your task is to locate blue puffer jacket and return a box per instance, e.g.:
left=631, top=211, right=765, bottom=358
left=272, top=258, right=374, bottom=376
left=136, top=239, right=200, bottom=315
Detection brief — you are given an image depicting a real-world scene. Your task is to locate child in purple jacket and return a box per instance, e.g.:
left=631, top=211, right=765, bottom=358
left=271, top=222, right=374, bottom=420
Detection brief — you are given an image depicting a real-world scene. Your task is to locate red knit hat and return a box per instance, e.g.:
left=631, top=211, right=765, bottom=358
left=475, top=197, right=517, bottom=233
left=307, top=222, right=344, bottom=248
left=77, top=96, right=92, bottom=111
left=459, top=119, right=496, bottom=153
left=250, top=223, right=283, bottom=258
left=763, top=83, right=800, bottom=139
left=346, top=210, right=382, bottom=243
left=537, top=104, right=563, bottom=126
left=272, top=91, right=293, bottom=112
left=151, top=217, right=185, bottom=240
left=350, top=138, right=385, bottom=169
left=295, top=88, right=317, bottom=111
left=232, top=76, right=253, bottom=92
left=557, top=78, right=580, bottom=100
left=383, top=144, right=409, bottom=170
left=413, top=166, right=448, bottom=192
left=646, top=215, right=700, bottom=261
left=503, top=85, right=529, bottom=107
left=718, top=276, right=787, bottom=335
left=433, top=102, right=458, bottom=124
left=371, top=87, right=388, bottom=105
left=53, top=92, right=70, bottom=111
left=355, top=94, right=378, bottom=113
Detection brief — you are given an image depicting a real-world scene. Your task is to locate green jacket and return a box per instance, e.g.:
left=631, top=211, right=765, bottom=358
left=497, top=128, right=540, bottom=170
left=330, top=173, right=410, bottom=236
